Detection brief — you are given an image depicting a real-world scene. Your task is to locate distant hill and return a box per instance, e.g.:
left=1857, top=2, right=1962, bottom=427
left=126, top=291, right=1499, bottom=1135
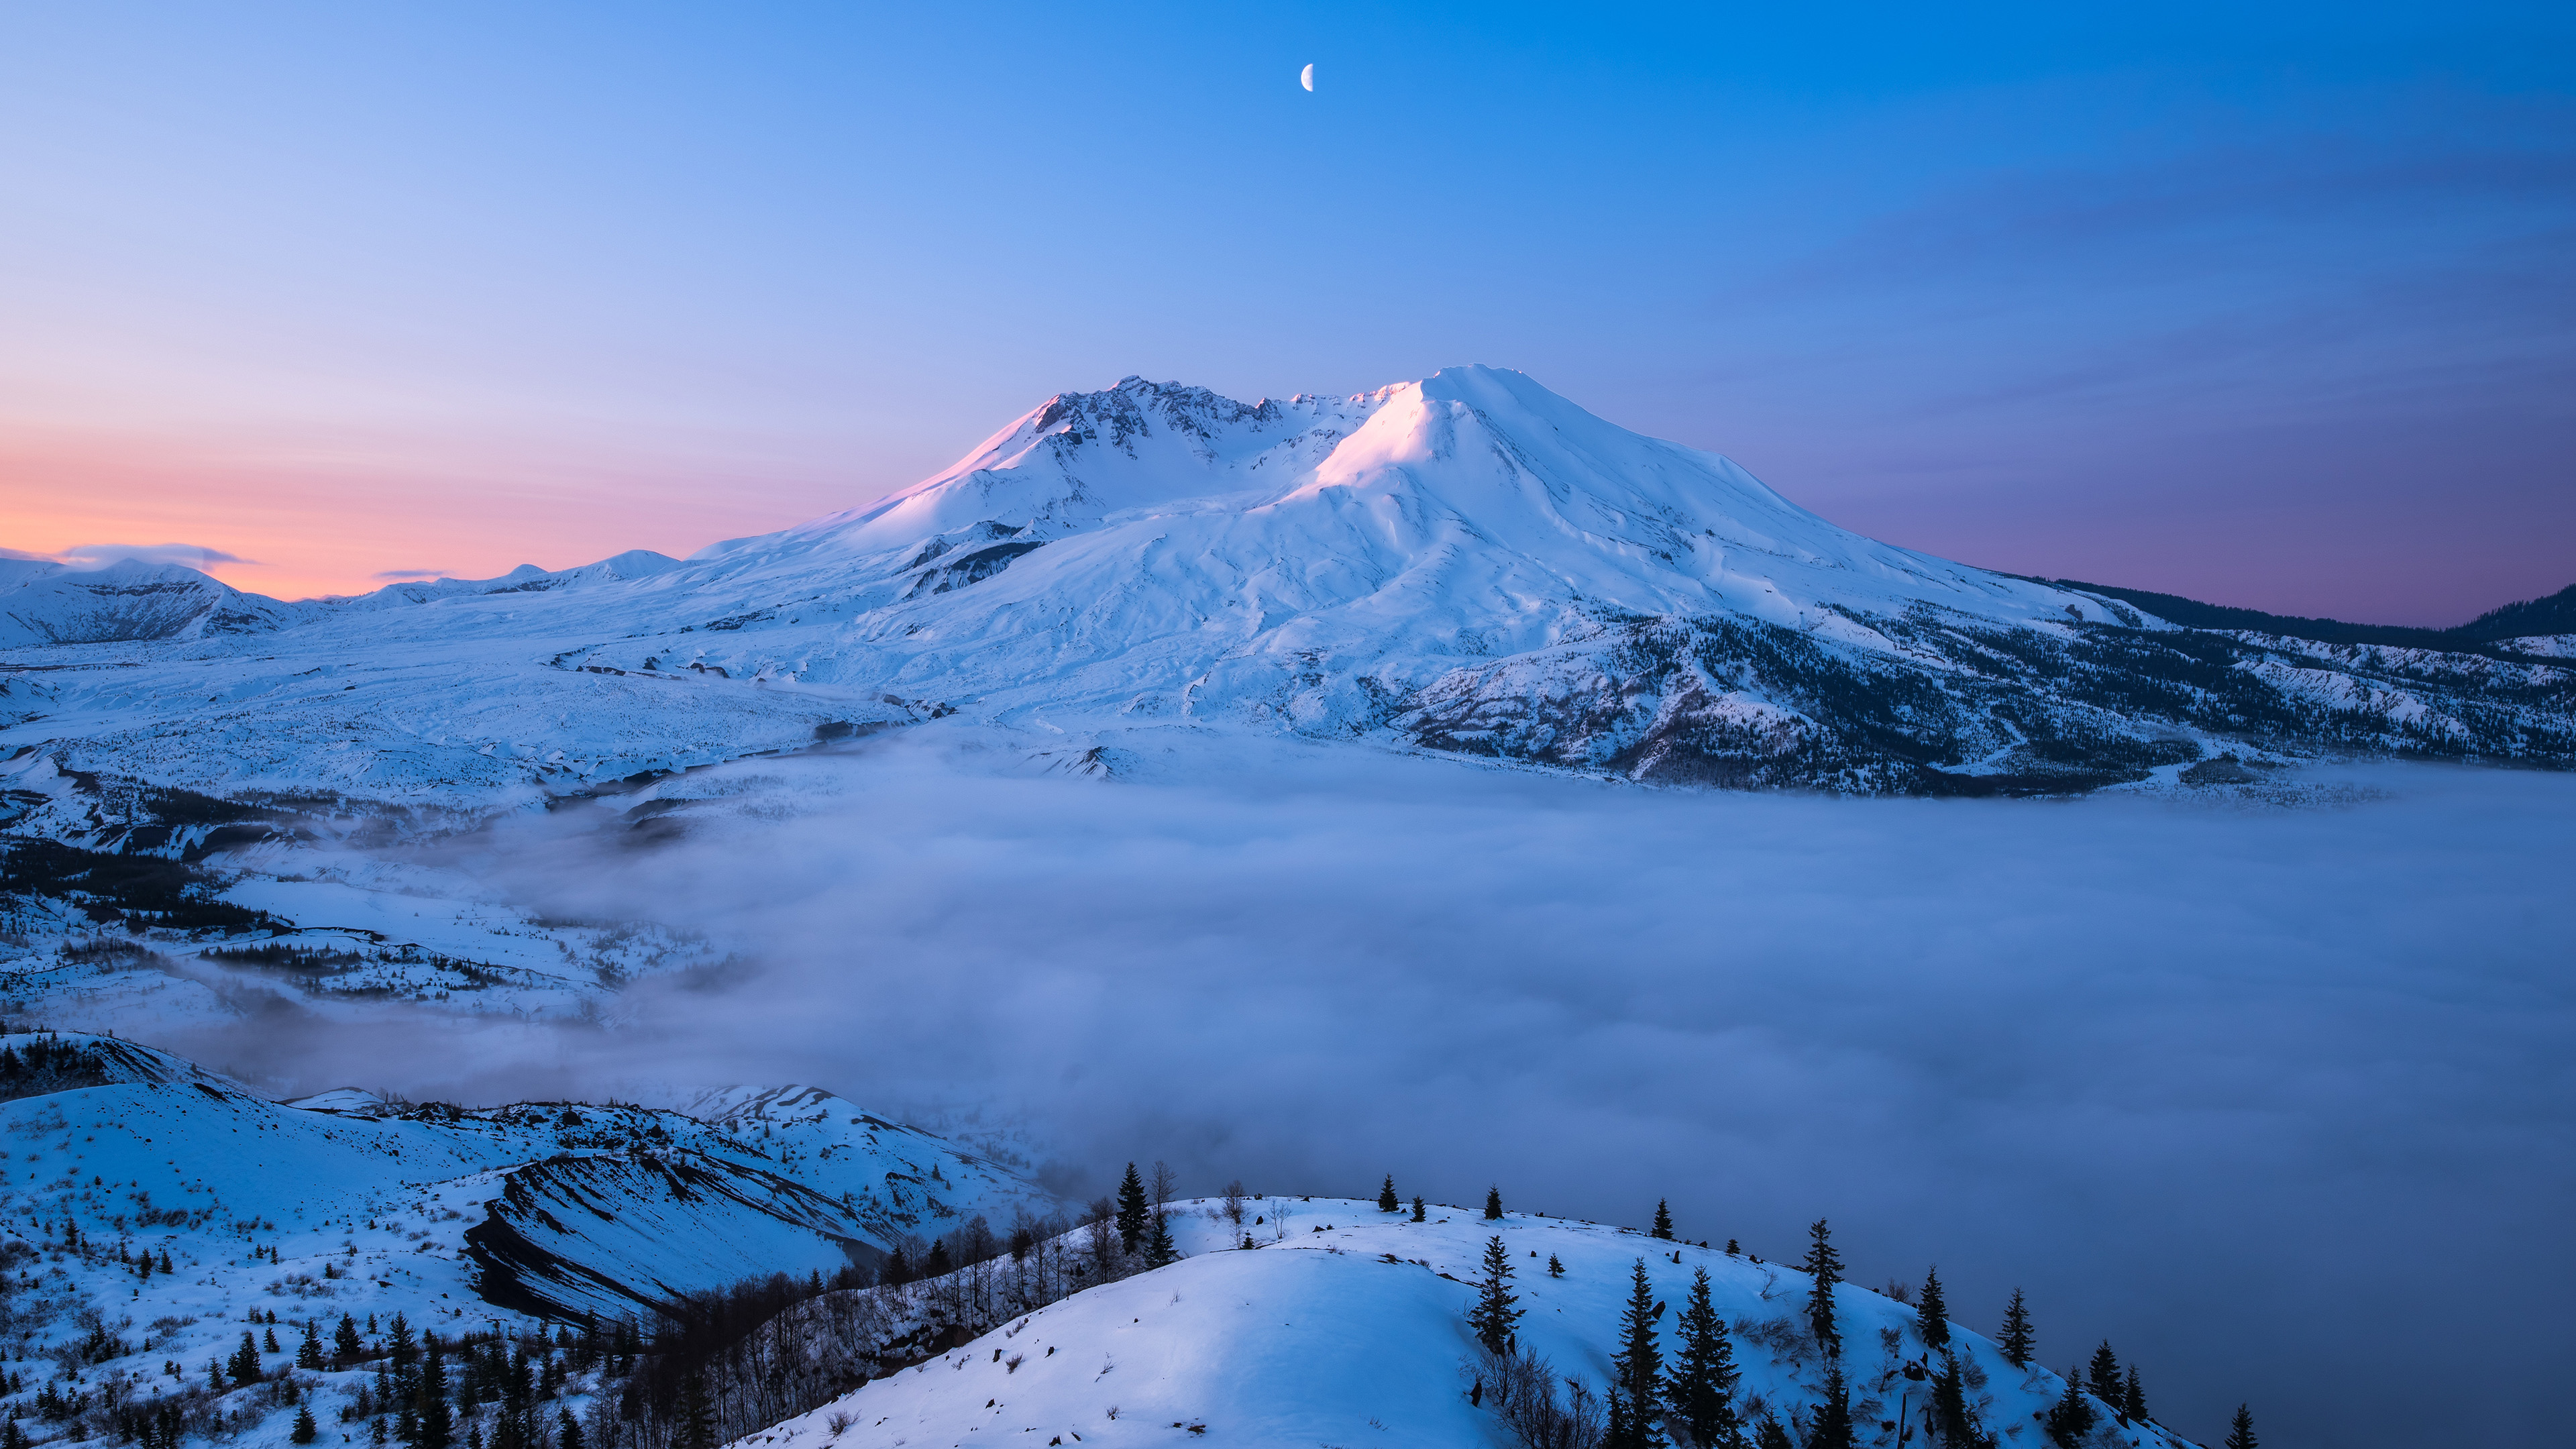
left=2031, top=578, right=2576, bottom=651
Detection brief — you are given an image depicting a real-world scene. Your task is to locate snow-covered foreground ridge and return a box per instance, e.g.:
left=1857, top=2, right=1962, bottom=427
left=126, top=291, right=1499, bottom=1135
left=4, top=366, right=2570, bottom=800
left=0, top=1030, right=2218, bottom=1449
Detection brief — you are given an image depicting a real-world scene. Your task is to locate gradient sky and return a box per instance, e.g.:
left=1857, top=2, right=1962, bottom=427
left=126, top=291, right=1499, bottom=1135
left=2, top=2, right=2569, bottom=621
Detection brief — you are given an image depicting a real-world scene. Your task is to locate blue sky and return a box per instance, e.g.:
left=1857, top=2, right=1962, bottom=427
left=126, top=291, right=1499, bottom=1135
left=2, top=1, right=2569, bottom=619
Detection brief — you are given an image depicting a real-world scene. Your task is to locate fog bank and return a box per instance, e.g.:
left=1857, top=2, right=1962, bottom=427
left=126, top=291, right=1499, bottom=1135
left=168, top=735, right=2575, bottom=1449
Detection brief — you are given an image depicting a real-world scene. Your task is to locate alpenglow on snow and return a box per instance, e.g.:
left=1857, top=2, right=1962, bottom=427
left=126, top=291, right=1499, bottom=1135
left=3, top=365, right=2570, bottom=798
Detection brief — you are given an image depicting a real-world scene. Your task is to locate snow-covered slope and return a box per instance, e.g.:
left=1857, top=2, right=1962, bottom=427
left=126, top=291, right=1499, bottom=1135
left=3, top=367, right=2570, bottom=803
left=747, top=1199, right=2196, bottom=1449
left=0, top=1031, right=1054, bottom=1386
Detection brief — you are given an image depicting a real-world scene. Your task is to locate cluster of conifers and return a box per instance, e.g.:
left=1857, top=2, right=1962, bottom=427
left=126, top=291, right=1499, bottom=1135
left=1368, top=1177, right=2264, bottom=1449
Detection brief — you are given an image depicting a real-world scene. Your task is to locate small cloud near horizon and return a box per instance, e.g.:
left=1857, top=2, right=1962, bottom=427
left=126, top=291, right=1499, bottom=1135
left=371, top=568, right=452, bottom=580
left=26, top=543, right=258, bottom=571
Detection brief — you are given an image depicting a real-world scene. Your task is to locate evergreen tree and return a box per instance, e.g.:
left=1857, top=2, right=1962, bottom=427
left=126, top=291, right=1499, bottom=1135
left=1929, top=1352, right=1987, bottom=1449
left=1805, top=1364, right=1855, bottom=1449
left=557, top=1409, right=584, bottom=1449
left=2086, top=1342, right=2121, bottom=1405
left=1547, top=1253, right=1565, bottom=1278
left=1915, top=1267, right=1950, bottom=1351
left=1115, top=1164, right=1149, bottom=1252
left=1753, top=1417, right=1792, bottom=1449
left=1606, top=1387, right=1641, bottom=1449
left=881, top=1244, right=911, bottom=1287
left=1143, top=1208, right=1179, bottom=1268
left=417, top=1335, right=452, bottom=1449
left=264, top=1327, right=282, bottom=1353
left=2122, top=1365, right=2147, bottom=1423
left=1411, top=1195, right=1426, bottom=1223
left=1485, top=1186, right=1504, bottom=1221
left=292, top=1407, right=319, bottom=1446
left=1378, top=1175, right=1399, bottom=1212
left=2043, top=1368, right=2096, bottom=1448
left=158, top=1248, right=172, bottom=1273
left=1798, top=1220, right=1843, bottom=1358
left=230, top=1332, right=264, bottom=1387
left=299, top=1320, right=325, bottom=1370
left=1465, top=1236, right=1523, bottom=1356
left=678, top=1375, right=716, bottom=1449
left=1652, top=1199, right=1675, bottom=1241
left=1663, top=1267, right=1742, bottom=1449
left=2223, top=1405, right=2257, bottom=1449
left=4, top=1417, right=27, bottom=1449
left=923, top=1240, right=953, bottom=1277
left=1996, top=1289, right=2035, bottom=1368
left=1612, top=1258, right=1663, bottom=1442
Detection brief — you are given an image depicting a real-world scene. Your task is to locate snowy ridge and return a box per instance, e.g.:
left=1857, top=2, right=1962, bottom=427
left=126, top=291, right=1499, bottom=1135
left=744, top=1199, right=2202, bottom=1449
left=0, top=1029, right=1056, bottom=1437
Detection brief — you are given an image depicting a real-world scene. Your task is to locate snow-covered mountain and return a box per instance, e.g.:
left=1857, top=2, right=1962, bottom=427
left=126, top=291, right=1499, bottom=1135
left=4, top=366, right=2571, bottom=801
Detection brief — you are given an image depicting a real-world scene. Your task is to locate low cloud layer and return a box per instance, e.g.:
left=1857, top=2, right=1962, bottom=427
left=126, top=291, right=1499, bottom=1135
left=162, top=736, right=2571, bottom=1449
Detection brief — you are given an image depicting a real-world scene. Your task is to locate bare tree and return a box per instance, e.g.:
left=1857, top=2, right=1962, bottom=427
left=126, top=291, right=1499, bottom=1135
left=1149, top=1161, right=1178, bottom=1212
left=1220, top=1180, right=1248, bottom=1226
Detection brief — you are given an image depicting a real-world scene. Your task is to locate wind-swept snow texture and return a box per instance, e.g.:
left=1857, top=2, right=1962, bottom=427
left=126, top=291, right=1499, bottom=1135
left=5, top=366, right=2569, bottom=800
left=747, top=1200, right=2189, bottom=1449
left=0, top=1031, right=1052, bottom=1337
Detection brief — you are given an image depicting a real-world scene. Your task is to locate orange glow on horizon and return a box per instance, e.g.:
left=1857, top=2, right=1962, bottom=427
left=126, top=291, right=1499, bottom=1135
left=0, top=427, right=873, bottom=601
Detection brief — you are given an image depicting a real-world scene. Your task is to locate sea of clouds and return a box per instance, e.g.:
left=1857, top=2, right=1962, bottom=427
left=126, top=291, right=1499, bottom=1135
left=159, top=731, right=2571, bottom=1449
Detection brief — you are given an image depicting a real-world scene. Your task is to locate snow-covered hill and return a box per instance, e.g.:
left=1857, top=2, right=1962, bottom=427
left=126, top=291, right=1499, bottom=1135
left=0, top=1029, right=1053, bottom=1398
left=4, top=366, right=2569, bottom=804
left=746, top=1199, right=2198, bottom=1449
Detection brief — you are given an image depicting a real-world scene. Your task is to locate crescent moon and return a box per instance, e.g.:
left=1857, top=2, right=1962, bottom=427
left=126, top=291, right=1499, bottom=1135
left=1299, top=63, right=1313, bottom=93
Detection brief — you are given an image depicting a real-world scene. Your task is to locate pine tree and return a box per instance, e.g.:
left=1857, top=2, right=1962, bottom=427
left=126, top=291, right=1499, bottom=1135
left=1378, top=1175, right=1399, bottom=1212
left=207, top=1358, right=225, bottom=1393
left=2043, top=1368, right=2096, bottom=1448
left=1143, top=1208, right=1179, bottom=1268
left=1996, top=1289, right=2035, bottom=1368
left=1547, top=1253, right=1564, bottom=1278
left=1652, top=1199, right=1674, bottom=1241
left=1613, top=1258, right=1663, bottom=1442
left=1915, top=1267, right=1950, bottom=1351
left=557, top=1409, right=584, bottom=1449
left=1663, top=1267, right=1741, bottom=1449
left=2122, top=1365, right=2147, bottom=1423
left=1465, top=1236, right=1522, bottom=1355
left=2223, top=1404, right=2257, bottom=1449
left=1753, top=1417, right=1792, bottom=1449
left=1929, top=1352, right=1986, bottom=1449
left=292, top=1407, right=319, bottom=1446
left=417, top=1335, right=452, bottom=1449
left=1485, top=1186, right=1503, bottom=1221
left=924, top=1238, right=954, bottom=1277
left=1806, top=1364, right=1855, bottom=1449
left=298, top=1320, right=325, bottom=1369
left=2086, top=1342, right=2121, bottom=1406
left=1115, top=1164, right=1149, bottom=1252
left=1411, top=1195, right=1426, bottom=1223
left=264, top=1326, right=281, bottom=1353
left=158, top=1248, right=172, bottom=1273
left=1799, top=1220, right=1843, bottom=1358
left=882, top=1244, right=912, bottom=1287
left=678, top=1374, right=716, bottom=1449
left=1606, top=1387, right=1640, bottom=1449
left=231, top=1331, right=264, bottom=1387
